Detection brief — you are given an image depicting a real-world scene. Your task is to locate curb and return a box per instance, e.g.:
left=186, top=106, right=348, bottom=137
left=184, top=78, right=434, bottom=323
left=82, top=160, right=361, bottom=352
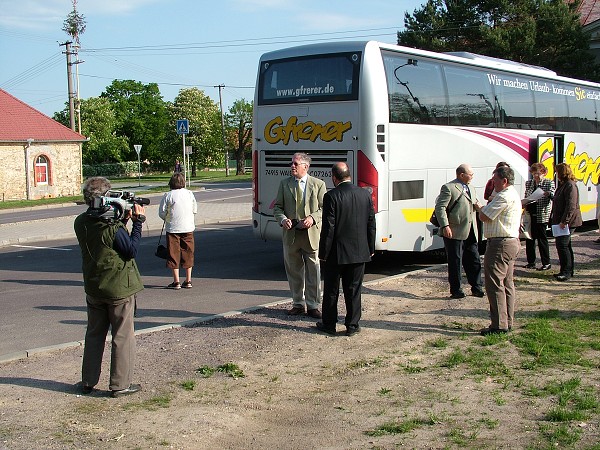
left=0, top=298, right=293, bottom=364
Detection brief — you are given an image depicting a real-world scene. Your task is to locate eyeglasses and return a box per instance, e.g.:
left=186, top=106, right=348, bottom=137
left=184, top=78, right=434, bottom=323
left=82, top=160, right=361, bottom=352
left=290, top=162, right=306, bottom=166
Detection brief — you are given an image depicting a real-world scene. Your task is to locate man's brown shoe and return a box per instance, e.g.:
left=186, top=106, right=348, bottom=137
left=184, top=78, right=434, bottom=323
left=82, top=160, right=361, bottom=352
left=307, top=309, right=322, bottom=319
left=287, top=306, right=305, bottom=316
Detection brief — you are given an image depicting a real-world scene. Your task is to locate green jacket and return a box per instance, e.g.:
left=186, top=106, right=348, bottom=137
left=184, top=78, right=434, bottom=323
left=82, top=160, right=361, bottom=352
left=74, top=213, right=144, bottom=300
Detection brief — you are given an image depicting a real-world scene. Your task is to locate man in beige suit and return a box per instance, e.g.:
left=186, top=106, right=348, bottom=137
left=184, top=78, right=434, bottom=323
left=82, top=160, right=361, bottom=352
left=274, top=152, right=326, bottom=318
left=434, top=163, right=484, bottom=299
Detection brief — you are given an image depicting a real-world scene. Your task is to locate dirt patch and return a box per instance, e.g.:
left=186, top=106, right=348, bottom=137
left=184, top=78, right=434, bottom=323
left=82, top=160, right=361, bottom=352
left=1, top=232, right=599, bottom=449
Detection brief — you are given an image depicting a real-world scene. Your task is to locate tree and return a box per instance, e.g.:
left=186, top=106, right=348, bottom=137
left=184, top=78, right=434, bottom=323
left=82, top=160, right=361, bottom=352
left=79, top=97, right=129, bottom=164
left=54, top=97, right=129, bottom=164
left=101, top=80, right=169, bottom=163
left=62, top=0, right=86, bottom=45
left=398, top=0, right=600, bottom=81
left=226, top=99, right=253, bottom=175
left=167, top=88, right=222, bottom=175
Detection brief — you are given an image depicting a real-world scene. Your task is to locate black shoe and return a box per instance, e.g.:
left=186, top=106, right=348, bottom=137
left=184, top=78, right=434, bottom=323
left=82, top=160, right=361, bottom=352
left=345, top=325, right=361, bottom=337
left=450, top=291, right=466, bottom=299
left=480, top=327, right=509, bottom=336
left=471, top=288, right=485, bottom=298
left=315, top=322, right=336, bottom=336
left=555, top=275, right=570, bottom=282
left=537, top=264, right=551, bottom=271
left=79, top=383, right=95, bottom=395
left=111, top=384, right=142, bottom=398
left=524, top=263, right=536, bottom=269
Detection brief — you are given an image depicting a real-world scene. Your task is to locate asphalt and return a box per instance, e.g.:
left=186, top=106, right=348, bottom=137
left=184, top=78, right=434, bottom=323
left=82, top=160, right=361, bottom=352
left=0, top=183, right=252, bottom=247
left=0, top=184, right=258, bottom=363
left=2, top=187, right=598, bottom=365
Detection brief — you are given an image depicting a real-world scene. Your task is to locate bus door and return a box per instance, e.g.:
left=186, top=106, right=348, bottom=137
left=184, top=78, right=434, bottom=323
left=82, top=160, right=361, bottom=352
left=536, top=133, right=564, bottom=181
left=387, top=169, right=447, bottom=252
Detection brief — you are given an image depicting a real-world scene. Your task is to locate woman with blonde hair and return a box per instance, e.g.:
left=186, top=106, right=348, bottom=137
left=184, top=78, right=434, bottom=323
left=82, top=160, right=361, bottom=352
left=159, top=173, right=197, bottom=289
left=550, top=163, right=582, bottom=281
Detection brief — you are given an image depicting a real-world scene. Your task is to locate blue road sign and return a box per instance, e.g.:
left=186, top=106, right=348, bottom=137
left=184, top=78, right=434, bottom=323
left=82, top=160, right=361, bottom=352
left=176, top=119, right=189, bottom=135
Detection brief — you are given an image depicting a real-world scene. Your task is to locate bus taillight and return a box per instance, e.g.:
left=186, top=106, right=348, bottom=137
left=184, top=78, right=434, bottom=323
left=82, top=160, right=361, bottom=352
left=357, top=150, right=378, bottom=213
left=252, top=150, right=258, bottom=212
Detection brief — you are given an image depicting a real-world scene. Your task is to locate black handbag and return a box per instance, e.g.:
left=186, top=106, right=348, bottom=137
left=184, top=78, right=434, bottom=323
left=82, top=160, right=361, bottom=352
left=430, top=211, right=440, bottom=227
left=155, top=222, right=168, bottom=259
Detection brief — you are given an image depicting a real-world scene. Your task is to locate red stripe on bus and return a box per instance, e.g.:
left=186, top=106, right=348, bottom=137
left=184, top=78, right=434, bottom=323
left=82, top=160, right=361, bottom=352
left=460, top=128, right=530, bottom=159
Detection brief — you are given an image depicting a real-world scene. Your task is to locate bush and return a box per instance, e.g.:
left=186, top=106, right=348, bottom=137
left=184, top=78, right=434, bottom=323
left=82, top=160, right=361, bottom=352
left=83, top=161, right=152, bottom=177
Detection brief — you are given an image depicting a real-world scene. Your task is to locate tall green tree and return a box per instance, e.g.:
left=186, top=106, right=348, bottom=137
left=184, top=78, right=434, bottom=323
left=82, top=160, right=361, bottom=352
left=167, top=88, right=222, bottom=175
left=398, top=0, right=600, bottom=81
left=226, top=99, right=253, bottom=175
left=101, top=80, right=169, bottom=163
left=79, top=97, right=129, bottom=164
left=54, top=97, right=129, bottom=164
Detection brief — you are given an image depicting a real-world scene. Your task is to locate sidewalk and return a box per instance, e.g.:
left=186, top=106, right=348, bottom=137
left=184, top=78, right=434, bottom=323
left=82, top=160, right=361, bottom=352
left=0, top=198, right=252, bottom=247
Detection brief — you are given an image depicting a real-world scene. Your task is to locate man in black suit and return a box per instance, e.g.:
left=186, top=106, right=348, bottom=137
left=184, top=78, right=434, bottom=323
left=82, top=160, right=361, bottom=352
left=316, top=162, right=376, bottom=336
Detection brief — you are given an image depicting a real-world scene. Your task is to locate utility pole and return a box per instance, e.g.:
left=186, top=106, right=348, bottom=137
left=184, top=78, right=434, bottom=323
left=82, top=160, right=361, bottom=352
left=74, top=44, right=84, bottom=134
left=60, top=41, right=76, bottom=131
left=215, top=84, right=229, bottom=176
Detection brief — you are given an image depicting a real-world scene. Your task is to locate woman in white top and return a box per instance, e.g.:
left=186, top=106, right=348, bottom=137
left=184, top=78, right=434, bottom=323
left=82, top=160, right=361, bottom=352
left=159, top=173, right=197, bottom=289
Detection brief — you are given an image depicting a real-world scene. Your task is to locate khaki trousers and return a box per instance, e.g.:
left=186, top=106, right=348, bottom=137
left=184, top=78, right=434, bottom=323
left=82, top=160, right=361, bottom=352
left=82, top=294, right=136, bottom=391
left=283, top=230, right=321, bottom=310
left=484, top=238, right=521, bottom=330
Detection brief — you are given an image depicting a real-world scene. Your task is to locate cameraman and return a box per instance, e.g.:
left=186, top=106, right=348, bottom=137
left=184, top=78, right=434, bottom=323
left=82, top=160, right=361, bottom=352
left=74, top=177, right=144, bottom=397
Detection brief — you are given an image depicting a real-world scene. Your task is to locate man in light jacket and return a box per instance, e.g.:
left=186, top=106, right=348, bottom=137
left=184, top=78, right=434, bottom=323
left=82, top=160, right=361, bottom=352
left=274, top=152, right=326, bottom=318
left=434, top=163, right=484, bottom=299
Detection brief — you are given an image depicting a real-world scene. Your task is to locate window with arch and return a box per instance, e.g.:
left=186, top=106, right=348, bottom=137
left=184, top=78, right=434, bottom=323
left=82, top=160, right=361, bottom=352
left=34, top=155, right=49, bottom=185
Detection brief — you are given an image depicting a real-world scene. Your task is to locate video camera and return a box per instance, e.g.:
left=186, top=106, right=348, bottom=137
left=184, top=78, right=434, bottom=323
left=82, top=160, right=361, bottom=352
left=89, top=190, right=150, bottom=223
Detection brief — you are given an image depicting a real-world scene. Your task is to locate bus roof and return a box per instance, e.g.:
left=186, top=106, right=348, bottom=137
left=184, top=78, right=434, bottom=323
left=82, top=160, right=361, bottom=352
left=260, top=40, right=600, bottom=89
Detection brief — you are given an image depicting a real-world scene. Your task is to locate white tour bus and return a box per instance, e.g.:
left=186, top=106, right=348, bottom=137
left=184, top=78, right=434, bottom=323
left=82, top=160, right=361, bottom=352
left=251, top=40, right=600, bottom=252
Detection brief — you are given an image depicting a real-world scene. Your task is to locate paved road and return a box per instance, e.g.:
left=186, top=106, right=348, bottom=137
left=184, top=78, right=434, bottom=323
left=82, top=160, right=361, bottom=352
left=0, top=184, right=253, bottom=247
left=0, top=182, right=434, bottom=362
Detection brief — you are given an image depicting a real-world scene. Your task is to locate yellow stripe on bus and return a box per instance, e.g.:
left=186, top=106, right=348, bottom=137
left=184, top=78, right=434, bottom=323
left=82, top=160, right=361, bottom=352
left=403, top=205, right=597, bottom=222
left=580, top=203, right=597, bottom=214
left=402, top=208, right=434, bottom=223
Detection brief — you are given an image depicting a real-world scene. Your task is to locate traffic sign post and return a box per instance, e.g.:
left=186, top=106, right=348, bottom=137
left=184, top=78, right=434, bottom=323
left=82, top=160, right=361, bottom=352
left=185, top=146, right=193, bottom=187
left=134, top=144, right=142, bottom=186
left=176, top=120, right=189, bottom=184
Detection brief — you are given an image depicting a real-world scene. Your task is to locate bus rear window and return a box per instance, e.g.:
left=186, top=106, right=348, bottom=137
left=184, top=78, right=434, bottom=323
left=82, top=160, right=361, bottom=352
left=258, top=52, right=361, bottom=105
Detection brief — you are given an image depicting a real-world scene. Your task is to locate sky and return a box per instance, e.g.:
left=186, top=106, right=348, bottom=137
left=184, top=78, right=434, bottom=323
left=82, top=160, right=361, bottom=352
left=0, top=0, right=424, bottom=120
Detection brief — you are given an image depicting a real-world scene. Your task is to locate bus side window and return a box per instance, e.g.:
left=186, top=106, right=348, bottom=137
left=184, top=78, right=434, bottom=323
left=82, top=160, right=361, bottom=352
left=385, top=54, right=446, bottom=125
left=444, top=66, right=496, bottom=127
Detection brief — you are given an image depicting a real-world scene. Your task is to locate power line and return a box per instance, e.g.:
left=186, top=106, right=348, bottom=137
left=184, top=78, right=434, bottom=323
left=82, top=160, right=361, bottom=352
left=79, top=73, right=253, bottom=90
left=0, top=53, right=63, bottom=90
left=81, top=26, right=403, bottom=53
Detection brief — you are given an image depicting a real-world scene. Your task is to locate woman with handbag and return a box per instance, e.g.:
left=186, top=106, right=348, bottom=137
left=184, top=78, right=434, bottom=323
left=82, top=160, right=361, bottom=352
left=158, top=173, right=197, bottom=289
left=550, top=163, right=582, bottom=282
left=522, top=163, right=554, bottom=270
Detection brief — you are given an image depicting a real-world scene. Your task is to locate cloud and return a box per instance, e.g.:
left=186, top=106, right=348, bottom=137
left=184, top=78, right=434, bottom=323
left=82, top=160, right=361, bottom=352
left=0, top=0, right=164, bottom=30
left=296, top=12, right=383, bottom=32
left=232, top=0, right=292, bottom=9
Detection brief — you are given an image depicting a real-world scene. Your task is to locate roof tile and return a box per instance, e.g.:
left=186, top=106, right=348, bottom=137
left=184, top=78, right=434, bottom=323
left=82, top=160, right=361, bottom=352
left=0, top=89, right=86, bottom=142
